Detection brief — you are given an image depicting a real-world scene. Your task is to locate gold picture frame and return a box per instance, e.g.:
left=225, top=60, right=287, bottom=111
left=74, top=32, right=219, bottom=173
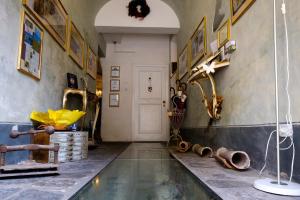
left=22, top=0, right=68, bottom=50
left=109, top=93, right=120, bottom=107
left=230, top=0, right=256, bottom=25
left=177, top=45, right=189, bottom=80
left=218, top=19, right=231, bottom=49
left=86, top=46, right=97, bottom=79
left=68, top=21, right=85, bottom=69
left=17, top=9, right=44, bottom=80
left=190, top=16, right=207, bottom=67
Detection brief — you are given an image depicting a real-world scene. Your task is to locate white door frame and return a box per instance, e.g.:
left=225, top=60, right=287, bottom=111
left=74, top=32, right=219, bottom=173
left=132, top=65, right=170, bottom=142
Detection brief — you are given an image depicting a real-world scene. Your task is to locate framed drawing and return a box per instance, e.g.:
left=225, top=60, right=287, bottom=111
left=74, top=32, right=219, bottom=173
left=218, top=19, right=231, bottom=48
left=178, top=45, right=189, bottom=80
left=22, top=0, right=68, bottom=50
left=110, top=79, right=120, bottom=92
left=230, top=0, right=255, bottom=24
left=86, top=46, right=97, bottom=79
left=190, top=16, right=207, bottom=67
left=66, top=73, right=78, bottom=89
left=109, top=93, right=120, bottom=107
left=111, top=66, right=120, bottom=78
left=68, top=22, right=85, bottom=68
left=17, top=10, right=44, bottom=80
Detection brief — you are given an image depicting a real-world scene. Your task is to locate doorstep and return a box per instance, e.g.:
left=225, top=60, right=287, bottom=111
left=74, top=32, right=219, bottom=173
left=169, top=149, right=300, bottom=200
left=0, top=143, right=129, bottom=200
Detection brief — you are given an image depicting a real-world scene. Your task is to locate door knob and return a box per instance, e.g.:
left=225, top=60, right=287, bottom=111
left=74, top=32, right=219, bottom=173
left=162, top=101, right=166, bottom=107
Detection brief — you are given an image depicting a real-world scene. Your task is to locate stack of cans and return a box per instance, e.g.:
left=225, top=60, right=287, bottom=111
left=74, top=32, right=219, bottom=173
left=49, top=131, right=88, bottom=163
left=72, top=132, right=88, bottom=161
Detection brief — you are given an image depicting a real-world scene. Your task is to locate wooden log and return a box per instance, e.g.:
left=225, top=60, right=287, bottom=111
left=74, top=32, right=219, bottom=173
left=215, top=147, right=250, bottom=170
left=192, top=144, right=213, bottom=157
left=177, top=141, right=192, bottom=153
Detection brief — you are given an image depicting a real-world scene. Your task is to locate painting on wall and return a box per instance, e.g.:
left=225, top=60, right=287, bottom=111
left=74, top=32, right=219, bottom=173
left=218, top=19, right=231, bottom=48
left=111, top=66, right=120, bottom=78
left=190, top=16, right=207, bottom=67
left=68, top=22, right=85, bottom=69
left=23, top=0, right=68, bottom=49
left=178, top=45, right=188, bottom=80
left=17, top=10, right=44, bottom=80
left=86, top=46, right=97, bottom=79
left=213, top=0, right=226, bottom=32
left=230, top=0, right=255, bottom=24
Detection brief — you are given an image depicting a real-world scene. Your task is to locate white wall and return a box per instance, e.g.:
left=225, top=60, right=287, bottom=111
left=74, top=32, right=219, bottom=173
left=101, top=34, right=170, bottom=141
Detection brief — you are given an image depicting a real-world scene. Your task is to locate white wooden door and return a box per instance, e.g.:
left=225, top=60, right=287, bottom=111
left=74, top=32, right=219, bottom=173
left=133, top=65, right=169, bottom=141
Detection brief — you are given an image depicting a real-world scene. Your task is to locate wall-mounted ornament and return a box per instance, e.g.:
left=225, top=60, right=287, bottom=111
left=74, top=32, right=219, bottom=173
left=190, top=16, right=207, bottom=68
left=67, top=73, right=78, bottom=89
left=178, top=45, right=189, bottom=80
left=17, top=10, right=44, bottom=80
left=218, top=19, right=231, bottom=49
left=111, top=66, right=120, bottom=78
left=68, top=21, right=85, bottom=69
left=147, top=76, right=152, bottom=93
left=86, top=46, right=97, bottom=79
left=230, top=0, right=256, bottom=25
left=110, top=79, right=120, bottom=92
left=109, top=93, right=119, bottom=107
left=22, top=0, right=68, bottom=50
left=127, top=0, right=150, bottom=20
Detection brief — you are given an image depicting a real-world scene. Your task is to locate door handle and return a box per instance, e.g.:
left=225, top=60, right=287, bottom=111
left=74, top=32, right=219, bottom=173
left=162, top=101, right=166, bottom=107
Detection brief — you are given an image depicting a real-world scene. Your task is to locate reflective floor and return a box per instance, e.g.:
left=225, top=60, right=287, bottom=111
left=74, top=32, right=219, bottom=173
left=72, top=143, right=219, bottom=200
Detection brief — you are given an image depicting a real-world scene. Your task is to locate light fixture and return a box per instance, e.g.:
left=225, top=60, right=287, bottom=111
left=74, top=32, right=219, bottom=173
left=253, top=0, right=300, bottom=196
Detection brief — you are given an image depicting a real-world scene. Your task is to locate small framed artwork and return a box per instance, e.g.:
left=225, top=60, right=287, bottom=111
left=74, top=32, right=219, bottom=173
left=66, top=73, right=78, bottom=89
left=218, top=19, right=231, bottom=49
left=68, top=22, right=85, bottom=69
left=86, top=46, right=97, bottom=79
left=178, top=45, right=188, bottom=80
left=17, top=10, right=44, bottom=80
left=230, top=0, right=256, bottom=25
left=110, top=79, right=120, bottom=92
left=111, top=66, right=120, bottom=78
left=190, top=16, right=207, bottom=67
left=109, top=93, right=120, bottom=107
left=22, top=0, right=69, bottom=50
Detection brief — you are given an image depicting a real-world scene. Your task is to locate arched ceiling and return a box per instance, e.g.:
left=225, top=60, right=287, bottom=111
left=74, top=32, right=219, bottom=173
left=93, top=0, right=184, bottom=34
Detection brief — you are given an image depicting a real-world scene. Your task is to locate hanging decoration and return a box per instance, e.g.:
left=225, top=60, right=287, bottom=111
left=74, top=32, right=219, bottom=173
left=127, top=0, right=150, bottom=20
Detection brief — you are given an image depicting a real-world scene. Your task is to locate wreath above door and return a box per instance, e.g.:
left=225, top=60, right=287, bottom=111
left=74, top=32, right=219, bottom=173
left=127, top=0, right=150, bottom=20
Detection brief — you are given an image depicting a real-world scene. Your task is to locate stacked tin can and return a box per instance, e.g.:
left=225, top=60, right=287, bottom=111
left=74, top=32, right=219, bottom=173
left=72, top=132, right=88, bottom=161
left=49, top=131, right=88, bottom=162
left=49, top=132, right=73, bottom=162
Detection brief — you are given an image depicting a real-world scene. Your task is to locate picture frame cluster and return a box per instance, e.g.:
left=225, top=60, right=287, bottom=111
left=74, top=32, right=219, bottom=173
left=109, top=66, right=120, bottom=107
left=177, top=0, right=255, bottom=80
left=18, top=0, right=98, bottom=80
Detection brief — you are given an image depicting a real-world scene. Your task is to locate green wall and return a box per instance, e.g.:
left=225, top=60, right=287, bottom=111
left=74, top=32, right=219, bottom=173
left=176, top=0, right=300, bottom=127
left=0, top=0, right=102, bottom=123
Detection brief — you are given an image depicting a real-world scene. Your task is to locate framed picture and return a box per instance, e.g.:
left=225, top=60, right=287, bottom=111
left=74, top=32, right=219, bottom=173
left=86, top=46, right=97, bottom=79
left=190, top=16, right=207, bottom=67
left=68, top=22, right=85, bottom=69
left=17, top=10, right=44, bottom=80
left=178, top=45, right=189, bottom=80
left=111, top=66, right=120, bottom=78
left=218, top=19, right=231, bottom=49
left=66, top=73, right=78, bottom=89
left=109, top=93, right=120, bottom=107
left=110, top=79, right=120, bottom=92
left=22, top=0, right=68, bottom=50
left=230, top=0, right=255, bottom=24
left=170, top=62, right=177, bottom=78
